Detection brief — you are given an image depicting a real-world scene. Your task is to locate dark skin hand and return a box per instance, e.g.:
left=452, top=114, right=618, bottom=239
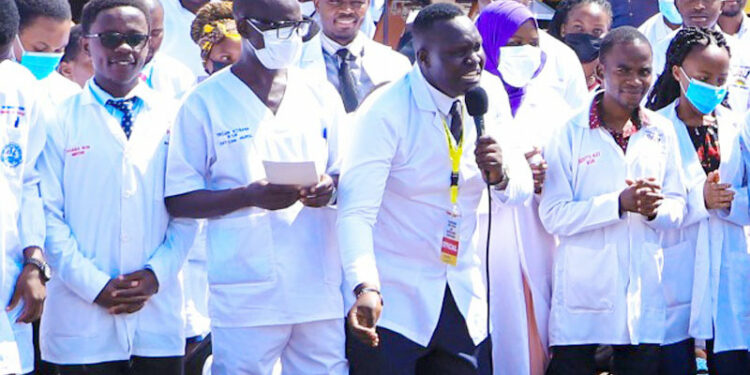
left=619, top=178, right=664, bottom=218
left=704, top=170, right=734, bottom=210
left=525, top=147, right=547, bottom=193
left=95, top=269, right=159, bottom=314
left=299, top=174, right=336, bottom=207
left=7, top=246, right=47, bottom=323
left=474, top=136, right=504, bottom=185
left=347, top=282, right=382, bottom=347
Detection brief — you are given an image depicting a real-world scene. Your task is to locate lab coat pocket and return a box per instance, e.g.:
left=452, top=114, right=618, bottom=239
left=727, top=251, right=750, bottom=317
left=206, top=213, right=275, bottom=285
left=563, top=244, right=616, bottom=312
left=662, top=241, right=693, bottom=308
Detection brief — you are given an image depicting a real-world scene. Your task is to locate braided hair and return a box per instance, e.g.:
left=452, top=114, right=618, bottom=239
left=646, top=27, right=730, bottom=111
left=548, top=0, right=612, bottom=40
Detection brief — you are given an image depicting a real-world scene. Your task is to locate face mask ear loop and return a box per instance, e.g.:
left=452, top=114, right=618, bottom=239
left=15, top=34, right=26, bottom=56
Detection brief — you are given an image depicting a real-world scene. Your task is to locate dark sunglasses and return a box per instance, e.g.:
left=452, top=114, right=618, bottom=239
left=85, top=32, right=149, bottom=49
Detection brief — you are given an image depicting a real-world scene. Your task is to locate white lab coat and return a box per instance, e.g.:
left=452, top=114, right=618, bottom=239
left=0, top=60, right=45, bottom=375
left=161, top=0, right=206, bottom=78
left=297, top=32, right=411, bottom=98
left=656, top=102, right=750, bottom=352
left=140, top=53, right=196, bottom=100
left=652, top=28, right=750, bottom=114
left=40, top=71, right=81, bottom=106
left=537, top=31, right=589, bottom=111
left=539, top=94, right=687, bottom=346
left=338, top=65, right=533, bottom=347
left=477, top=82, right=571, bottom=375
left=638, top=14, right=676, bottom=49
left=164, top=68, right=346, bottom=329
left=38, top=81, right=198, bottom=364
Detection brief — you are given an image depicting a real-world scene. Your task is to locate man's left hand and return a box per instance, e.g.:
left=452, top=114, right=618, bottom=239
left=107, top=269, right=159, bottom=315
left=299, top=174, right=335, bottom=207
left=475, top=135, right=504, bottom=185
left=7, top=261, right=46, bottom=323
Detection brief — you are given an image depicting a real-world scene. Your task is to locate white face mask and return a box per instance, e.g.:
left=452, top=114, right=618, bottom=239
left=497, top=44, right=542, bottom=88
left=246, top=29, right=303, bottom=70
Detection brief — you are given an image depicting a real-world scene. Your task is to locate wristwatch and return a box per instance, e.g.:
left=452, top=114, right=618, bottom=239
left=24, top=258, right=51, bottom=283
left=327, top=185, right=338, bottom=206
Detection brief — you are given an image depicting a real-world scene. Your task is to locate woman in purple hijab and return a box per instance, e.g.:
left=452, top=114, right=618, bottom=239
left=476, top=0, right=546, bottom=117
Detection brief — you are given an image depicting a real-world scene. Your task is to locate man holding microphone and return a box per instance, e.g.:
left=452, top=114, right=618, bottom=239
left=337, top=3, right=533, bottom=373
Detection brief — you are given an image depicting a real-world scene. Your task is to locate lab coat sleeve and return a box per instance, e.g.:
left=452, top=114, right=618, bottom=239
left=39, top=108, right=111, bottom=303
left=645, top=127, right=687, bottom=230
left=145, top=218, right=199, bottom=285
left=164, top=100, right=211, bottom=198
left=337, top=104, right=393, bottom=294
left=682, top=178, right=710, bottom=227
left=538, top=125, right=623, bottom=237
left=485, top=84, right=533, bottom=206
left=19, top=96, right=46, bottom=251
left=719, top=118, right=750, bottom=225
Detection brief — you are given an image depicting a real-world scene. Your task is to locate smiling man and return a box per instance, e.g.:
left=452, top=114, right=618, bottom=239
left=718, top=0, right=750, bottom=41
left=37, top=0, right=198, bottom=373
left=297, top=0, right=410, bottom=113
left=338, top=3, right=533, bottom=374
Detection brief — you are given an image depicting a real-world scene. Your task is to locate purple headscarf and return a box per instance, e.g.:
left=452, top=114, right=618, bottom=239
left=476, top=1, right=546, bottom=116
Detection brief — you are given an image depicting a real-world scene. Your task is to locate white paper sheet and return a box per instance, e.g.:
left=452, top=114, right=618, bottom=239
left=262, top=160, right=319, bottom=186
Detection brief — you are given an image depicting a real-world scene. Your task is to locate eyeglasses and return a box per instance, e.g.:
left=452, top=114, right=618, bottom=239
left=84, top=32, right=149, bottom=50
left=325, top=0, right=368, bottom=10
left=244, top=17, right=314, bottom=40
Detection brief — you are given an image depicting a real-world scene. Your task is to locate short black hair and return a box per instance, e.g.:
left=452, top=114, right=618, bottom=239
left=646, top=27, right=730, bottom=111
left=80, top=0, right=150, bottom=33
left=15, top=0, right=71, bottom=31
left=412, top=3, right=464, bottom=38
left=548, top=0, right=612, bottom=40
left=599, top=26, right=650, bottom=63
left=0, top=0, right=20, bottom=47
left=61, top=24, right=84, bottom=62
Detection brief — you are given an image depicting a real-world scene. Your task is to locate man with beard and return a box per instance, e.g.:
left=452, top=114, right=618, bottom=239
left=718, top=0, right=750, bottom=42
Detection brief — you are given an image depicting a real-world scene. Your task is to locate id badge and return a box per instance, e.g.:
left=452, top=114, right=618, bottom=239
left=440, top=207, right=461, bottom=266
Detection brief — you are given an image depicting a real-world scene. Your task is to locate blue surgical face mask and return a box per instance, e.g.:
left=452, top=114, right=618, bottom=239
left=16, top=35, right=63, bottom=80
left=679, top=67, right=727, bottom=114
left=659, top=0, right=683, bottom=25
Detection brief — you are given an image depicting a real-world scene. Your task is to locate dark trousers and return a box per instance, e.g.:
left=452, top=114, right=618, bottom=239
left=348, top=286, right=490, bottom=375
left=707, top=340, right=750, bottom=375
left=547, top=343, right=660, bottom=375
left=56, top=356, right=183, bottom=375
left=659, top=339, right=696, bottom=375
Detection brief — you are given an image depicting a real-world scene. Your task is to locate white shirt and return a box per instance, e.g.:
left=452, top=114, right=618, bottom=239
left=0, top=59, right=45, bottom=375
left=537, top=31, right=590, bottom=111
left=161, top=0, right=206, bottom=78
left=337, top=65, right=533, bottom=346
left=539, top=95, right=687, bottom=345
left=638, top=14, right=677, bottom=49
left=38, top=80, right=197, bottom=364
left=656, top=102, right=750, bottom=350
left=165, top=68, right=346, bottom=328
left=140, top=53, right=196, bottom=99
left=652, top=28, right=750, bottom=114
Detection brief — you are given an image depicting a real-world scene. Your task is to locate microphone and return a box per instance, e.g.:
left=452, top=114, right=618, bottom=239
left=465, top=87, right=489, bottom=138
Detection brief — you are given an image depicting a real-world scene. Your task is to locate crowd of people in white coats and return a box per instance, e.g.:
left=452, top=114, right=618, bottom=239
left=1, top=0, right=749, bottom=374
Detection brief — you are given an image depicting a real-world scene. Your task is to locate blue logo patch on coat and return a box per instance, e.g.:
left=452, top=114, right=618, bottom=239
left=1, top=143, right=22, bottom=167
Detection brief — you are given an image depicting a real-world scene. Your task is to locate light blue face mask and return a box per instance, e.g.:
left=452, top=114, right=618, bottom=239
left=16, top=35, right=63, bottom=80
left=659, top=0, right=683, bottom=25
left=680, top=67, right=727, bottom=114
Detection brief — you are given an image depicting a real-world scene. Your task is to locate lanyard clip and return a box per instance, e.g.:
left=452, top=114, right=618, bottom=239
left=450, top=172, right=459, bottom=186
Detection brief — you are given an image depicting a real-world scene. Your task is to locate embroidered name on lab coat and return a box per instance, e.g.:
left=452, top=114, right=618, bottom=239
left=578, top=151, right=601, bottom=165
left=216, top=127, right=252, bottom=146
left=65, top=145, right=91, bottom=157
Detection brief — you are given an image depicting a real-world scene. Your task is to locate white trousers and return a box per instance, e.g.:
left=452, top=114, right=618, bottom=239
left=211, top=319, right=347, bottom=375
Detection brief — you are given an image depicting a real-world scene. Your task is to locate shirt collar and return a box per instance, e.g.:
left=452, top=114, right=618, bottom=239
left=589, top=92, right=649, bottom=133
left=88, top=78, right=147, bottom=107
left=320, top=31, right=365, bottom=59
left=415, top=66, right=462, bottom=117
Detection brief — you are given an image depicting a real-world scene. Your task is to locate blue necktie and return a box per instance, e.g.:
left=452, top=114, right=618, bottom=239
left=106, top=98, right=137, bottom=139
left=336, top=49, right=359, bottom=113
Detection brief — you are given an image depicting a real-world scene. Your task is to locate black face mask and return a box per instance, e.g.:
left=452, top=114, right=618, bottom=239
left=208, top=60, right=231, bottom=75
left=563, top=33, right=602, bottom=63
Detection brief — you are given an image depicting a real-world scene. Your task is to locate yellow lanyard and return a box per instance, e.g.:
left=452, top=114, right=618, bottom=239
left=442, top=119, right=463, bottom=206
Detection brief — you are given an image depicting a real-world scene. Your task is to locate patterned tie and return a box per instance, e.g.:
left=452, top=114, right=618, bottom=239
left=449, top=100, right=463, bottom=143
left=106, top=98, right=137, bottom=139
left=336, top=49, right=360, bottom=113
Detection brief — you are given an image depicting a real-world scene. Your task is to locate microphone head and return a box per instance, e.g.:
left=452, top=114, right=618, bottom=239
left=465, top=87, right=489, bottom=117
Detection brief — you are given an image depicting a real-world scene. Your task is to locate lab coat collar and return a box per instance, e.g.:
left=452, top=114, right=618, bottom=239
left=319, top=31, right=366, bottom=60
left=410, top=65, right=463, bottom=117
left=81, top=78, right=157, bottom=110
left=581, top=90, right=651, bottom=129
